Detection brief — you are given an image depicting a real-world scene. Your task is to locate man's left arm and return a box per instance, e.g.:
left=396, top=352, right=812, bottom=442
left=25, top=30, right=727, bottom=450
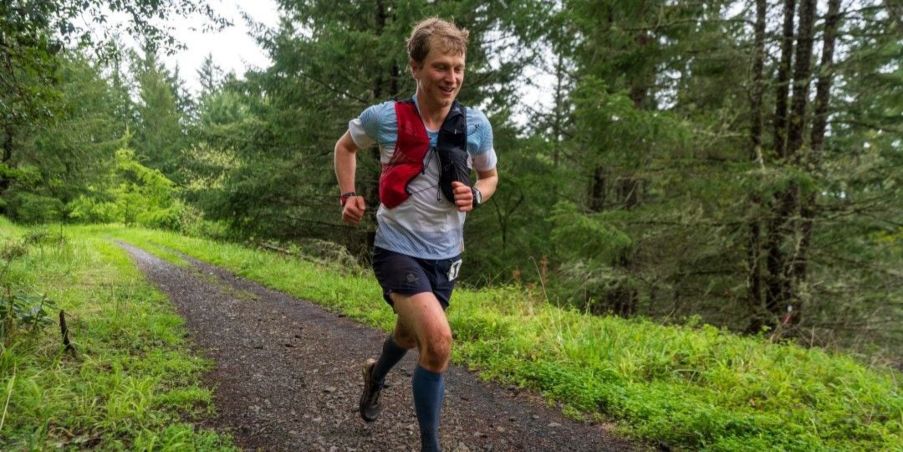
left=474, top=168, right=498, bottom=202
left=451, top=168, right=498, bottom=212
left=452, top=109, right=498, bottom=212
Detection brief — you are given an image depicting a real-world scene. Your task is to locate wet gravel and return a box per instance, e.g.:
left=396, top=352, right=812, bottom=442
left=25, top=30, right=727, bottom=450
left=119, top=242, right=637, bottom=451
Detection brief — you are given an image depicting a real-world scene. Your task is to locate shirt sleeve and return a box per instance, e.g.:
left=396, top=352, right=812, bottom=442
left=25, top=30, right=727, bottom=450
left=349, top=101, right=396, bottom=149
left=467, top=108, right=497, bottom=172
left=349, top=106, right=377, bottom=149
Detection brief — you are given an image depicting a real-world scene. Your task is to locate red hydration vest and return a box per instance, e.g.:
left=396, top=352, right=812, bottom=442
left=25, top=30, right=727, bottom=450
left=379, top=99, right=468, bottom=209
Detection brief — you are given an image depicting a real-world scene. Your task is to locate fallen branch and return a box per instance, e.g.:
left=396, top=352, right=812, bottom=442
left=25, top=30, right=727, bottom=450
left=59, top=310, right=76, bottom=356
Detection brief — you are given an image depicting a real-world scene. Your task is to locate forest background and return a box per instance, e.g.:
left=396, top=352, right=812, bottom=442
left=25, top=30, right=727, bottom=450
left=2, top=0, right=900, bottom=364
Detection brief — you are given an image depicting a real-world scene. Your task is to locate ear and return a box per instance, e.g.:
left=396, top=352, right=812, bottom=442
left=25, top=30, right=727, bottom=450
left=409, top=59, right=421, bottom=78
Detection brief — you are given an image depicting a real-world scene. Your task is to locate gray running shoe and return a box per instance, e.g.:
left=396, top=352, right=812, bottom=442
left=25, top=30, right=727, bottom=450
left=359, top=358, right=383, bottom=422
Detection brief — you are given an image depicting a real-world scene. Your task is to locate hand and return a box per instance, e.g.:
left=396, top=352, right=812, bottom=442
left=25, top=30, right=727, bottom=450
left=451, top=181, right=474, bottom=212
left=342, top=196, right=366, bottom=224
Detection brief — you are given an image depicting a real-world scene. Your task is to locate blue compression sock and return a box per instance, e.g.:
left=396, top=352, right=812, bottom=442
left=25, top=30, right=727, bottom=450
left=372, top=335, right=408, bottom=384
left=412, top=365, right=445, bottom=452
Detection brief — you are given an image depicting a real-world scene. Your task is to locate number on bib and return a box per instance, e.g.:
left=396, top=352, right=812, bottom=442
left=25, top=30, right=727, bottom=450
left=447, top=259, right=462, bottom=281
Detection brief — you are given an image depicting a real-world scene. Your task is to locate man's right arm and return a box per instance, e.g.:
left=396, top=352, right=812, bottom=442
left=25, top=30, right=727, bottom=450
left=334, top=131, right=366, bottom=224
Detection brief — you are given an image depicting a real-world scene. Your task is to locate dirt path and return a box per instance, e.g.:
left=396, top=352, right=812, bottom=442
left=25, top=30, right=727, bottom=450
left=119, top=242, right=636, bottom=451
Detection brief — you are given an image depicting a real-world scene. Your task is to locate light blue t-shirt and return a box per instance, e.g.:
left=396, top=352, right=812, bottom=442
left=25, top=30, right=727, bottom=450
left=348, top=97, right=497, bottom=259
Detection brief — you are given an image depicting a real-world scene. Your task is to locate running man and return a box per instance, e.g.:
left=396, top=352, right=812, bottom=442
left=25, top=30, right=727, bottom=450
left=333, top=17, right=498, bottom=452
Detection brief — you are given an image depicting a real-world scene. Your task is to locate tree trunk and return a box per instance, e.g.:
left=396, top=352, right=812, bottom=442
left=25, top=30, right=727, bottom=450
left=604, top=28, right=654, bottom=317
left=766, top=0, right=818, bottom=330
left=746, top=0, right=767, bottom=333
left=589, top=166, right=606, bottom=212
left=764, top=0, right=796, bottom=329
left=794, top=0, right=842, bottom=315
left=552, top=49, right=567, bottom=168
left=772, top=0, right=797, bottom=158
left=1, top=124, right=14, bottom=201
left=617, top=177, right=640, bottom=210
left=810, top=0, right=841, bottom=155
left=786, top=0, right=817, bottom=159
left=749, top=0, right=767, bottom=161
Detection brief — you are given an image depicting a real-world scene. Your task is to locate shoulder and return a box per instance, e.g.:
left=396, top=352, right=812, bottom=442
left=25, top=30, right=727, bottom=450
left=360, top=100, right=397, bottom=125
left=464, top=106, right=491, bottom=129
left=463, top=106, right=493, bottom=154
left=356, top=100, right=398, bottom=145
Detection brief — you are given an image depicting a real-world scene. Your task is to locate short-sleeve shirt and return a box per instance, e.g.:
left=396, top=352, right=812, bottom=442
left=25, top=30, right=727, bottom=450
left=348, top=96, right=497, bottom=259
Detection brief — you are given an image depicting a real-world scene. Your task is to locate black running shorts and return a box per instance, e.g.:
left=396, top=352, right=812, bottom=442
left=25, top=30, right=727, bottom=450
left=371, top=247, right=462, bottom=309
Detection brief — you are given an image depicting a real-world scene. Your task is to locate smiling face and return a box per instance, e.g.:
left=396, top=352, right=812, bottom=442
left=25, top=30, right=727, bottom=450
left=411, top=39, right=465, bottom=112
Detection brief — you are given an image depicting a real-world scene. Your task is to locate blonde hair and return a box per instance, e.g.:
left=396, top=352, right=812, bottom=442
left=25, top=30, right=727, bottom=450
left=406, top=17, right=469, bottom=64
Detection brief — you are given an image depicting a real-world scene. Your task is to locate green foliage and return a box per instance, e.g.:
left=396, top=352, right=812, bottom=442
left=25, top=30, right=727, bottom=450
left=1, top=2, right=901, bottom=445
left=66, top=195, right=118, bottom=223
left=6, top=192, right=65, bottom=224
left=109, top=224, right=903, bottom=451
left=550, top=201, right=632, bottom=265
left=0, top=219, right=233, bottom=450
left=1, top=0, right=220, bottom=222
left=0, top=292, right=55, bottom=342
left=66, top=146, right=186, bottom=229
left=0, top=236, right=56, bottom=343
left=110, top=148, right=184, bottom=228
left=183, top=0, right=549, bottom=245
left=133, top=47, right=188, bottom=180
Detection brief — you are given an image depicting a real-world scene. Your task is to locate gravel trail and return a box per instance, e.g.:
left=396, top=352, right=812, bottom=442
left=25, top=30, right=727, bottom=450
left=119, top=242, right=636, bottom=451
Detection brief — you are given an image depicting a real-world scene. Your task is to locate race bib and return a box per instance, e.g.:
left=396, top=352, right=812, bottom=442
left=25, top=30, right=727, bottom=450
left=447, top=259, right=463, bottom=281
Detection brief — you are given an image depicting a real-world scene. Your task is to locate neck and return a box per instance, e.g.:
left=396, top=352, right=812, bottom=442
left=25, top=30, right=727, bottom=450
left=415, top=90, right=452, bottom=129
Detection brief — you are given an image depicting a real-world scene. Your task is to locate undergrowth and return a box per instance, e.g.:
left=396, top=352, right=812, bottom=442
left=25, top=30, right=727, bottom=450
left=102, top=224, right=902, bottom=451
left=5, top=219, right=899, bottom=450
left=0, top=218, right=234, bottom=450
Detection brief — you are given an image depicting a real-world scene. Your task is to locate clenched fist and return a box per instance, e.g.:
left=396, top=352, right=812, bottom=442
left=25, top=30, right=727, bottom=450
left=342, top=196, right=366, bottom=224
left=451, top=181, right=474, bottom=212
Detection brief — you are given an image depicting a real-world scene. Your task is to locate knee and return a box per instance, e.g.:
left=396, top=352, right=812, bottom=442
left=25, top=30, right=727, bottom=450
left=420, top=329, right=453, bottom=371
left=393, top=329, right=417, bottom=349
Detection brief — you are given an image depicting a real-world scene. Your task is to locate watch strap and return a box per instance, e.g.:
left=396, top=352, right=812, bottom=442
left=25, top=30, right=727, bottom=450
left=340, top=191, right=357, bottom=206
left=471, top=187, right=482, bottom=208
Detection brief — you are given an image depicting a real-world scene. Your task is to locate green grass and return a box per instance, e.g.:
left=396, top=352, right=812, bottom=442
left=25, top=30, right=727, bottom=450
left=104, top=225, right=902, bottom=451
left=0, top=218, right=234, bottom=450
left=4, top=220, right=901, bottom=450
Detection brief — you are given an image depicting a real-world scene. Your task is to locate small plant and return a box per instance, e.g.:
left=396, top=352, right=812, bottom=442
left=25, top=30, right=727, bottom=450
left=1, top=289, right=56, bottom=342
left=23, top=227, right=66, bottom=247
left=0, top=235, right=57, bottom=343
left=0, top=240, right=27, bottom=262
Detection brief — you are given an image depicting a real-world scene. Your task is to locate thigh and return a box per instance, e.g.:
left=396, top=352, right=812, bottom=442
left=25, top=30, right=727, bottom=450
left=391, top=291, right=451, bottom=348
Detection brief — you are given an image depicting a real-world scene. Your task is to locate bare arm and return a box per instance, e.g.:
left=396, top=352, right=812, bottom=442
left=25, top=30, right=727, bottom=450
left=474, top=167, right=498, bottom=201
left=451, top=167, right=499, bottom=212
left=334, top=131, right=366, bottom=224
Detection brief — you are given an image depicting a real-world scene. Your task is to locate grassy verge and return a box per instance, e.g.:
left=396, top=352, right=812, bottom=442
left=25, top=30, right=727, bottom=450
left=0, top=218, right=234, bottom=450
left=105, top=225, right=901, bottom=451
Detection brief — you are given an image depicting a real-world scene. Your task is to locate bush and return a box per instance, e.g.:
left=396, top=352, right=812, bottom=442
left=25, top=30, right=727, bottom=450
left=67, top=195, right=118, bottom=223
left=64, top=147, right=187, bottom=230
left=8, top=192, right=65, bottom=223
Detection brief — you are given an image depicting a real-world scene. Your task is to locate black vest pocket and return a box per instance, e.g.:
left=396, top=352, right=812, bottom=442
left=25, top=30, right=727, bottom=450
left=437, top=104, right=469, bottom=203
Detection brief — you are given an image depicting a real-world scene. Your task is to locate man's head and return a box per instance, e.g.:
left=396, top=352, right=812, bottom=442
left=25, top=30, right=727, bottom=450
left=407, top=17, right=469, bottom=65
left=407, top=18, right=469, bottom=109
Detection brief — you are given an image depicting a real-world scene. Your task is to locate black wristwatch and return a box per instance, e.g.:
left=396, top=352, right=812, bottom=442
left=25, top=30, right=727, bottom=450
left=471, top=187, right=482, bottom=208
